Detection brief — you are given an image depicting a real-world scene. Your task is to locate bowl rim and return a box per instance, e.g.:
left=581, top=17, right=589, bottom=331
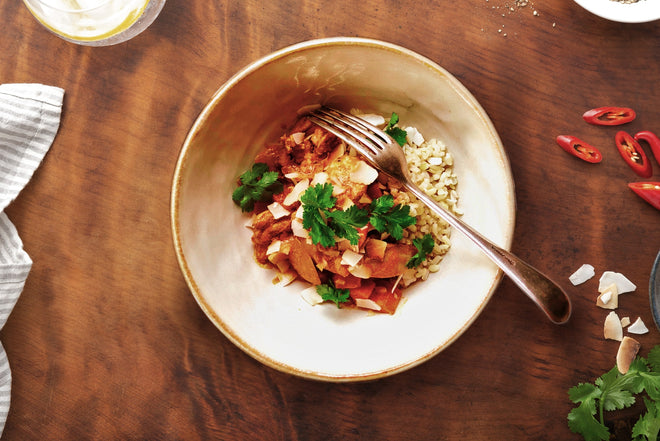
left=170, top=37, right=515, bottom=381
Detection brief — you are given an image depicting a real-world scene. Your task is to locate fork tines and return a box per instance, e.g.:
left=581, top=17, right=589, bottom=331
left=307, top=107, right=392, bottom=159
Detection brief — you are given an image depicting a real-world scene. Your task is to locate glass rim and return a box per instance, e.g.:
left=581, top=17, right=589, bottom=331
left=28, top=0, right=136, bottom=13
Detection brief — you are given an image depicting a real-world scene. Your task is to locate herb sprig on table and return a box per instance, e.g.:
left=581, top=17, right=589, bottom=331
left=568, top=345, right=660, bottom=441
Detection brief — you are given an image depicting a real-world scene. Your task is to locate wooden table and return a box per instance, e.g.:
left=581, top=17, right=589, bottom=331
left=1, top=0, right=659, bottom=439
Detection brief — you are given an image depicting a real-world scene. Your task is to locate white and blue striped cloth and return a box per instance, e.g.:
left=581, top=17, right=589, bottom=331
left=0, top=83, right=63, bottom=436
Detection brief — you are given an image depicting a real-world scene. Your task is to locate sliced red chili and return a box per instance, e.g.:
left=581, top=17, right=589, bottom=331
left=583, top=107, right=636, bottom=126
left=634, top=130, right=660, bottom=166
left=615, top=131, right=652, bottom=178
left=556, top=135, right=602, bottom=163
left=628, top=182, right=660, bottom=211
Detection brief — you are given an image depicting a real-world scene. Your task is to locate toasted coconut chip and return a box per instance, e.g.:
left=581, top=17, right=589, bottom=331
left=266, top=240, right=282, bottom=256
left=569, top=264, right=595, bottom=286
left=349, top=110, right=386, bottom=126
left=291, top=132, right=305, bottom=145
left=628, top=317, right=649, bottom=335
left=350, top=160, right=378, bottom=185
left=267, top=202, right=291, bottom=219
left=291, top=218, right=309, bottom=239
left=311, top=172, right=328, bottom=186
left=274, top=271, right=296, bottom=287
left=349, top=264, right=371, bottom=279
left=621, top=317, right=631, bottom=327
left=596, top=283, right=618, bottom=310
left=356, top=298, right=382, bottom=311
left=283, top=178, right=309, bottom=206
left=404, top=126, right=424, bottom=146
left=604, top=311, right=623, bottom=341
left=341, top=249, right=363, bottom=267
left=599, top=271, right=636, bottom=294
left=616, top=336, right=641, bottom=374
left=301, top=286, right=323, bottom=306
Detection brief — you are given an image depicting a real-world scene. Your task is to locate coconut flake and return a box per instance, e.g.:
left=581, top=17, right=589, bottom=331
left=569, top=264, right=595, bottom=285
left=291, top=218, right=309, bottom=239
left=349, top=264, right=371, bottom=279
left=350, top=110, right=386, bottom=126
left=283, top=179, right=309, bottom=206
left=599, top=271, right=636, bottom=294
left=617, top=337, right=641, bottom=374
left=301, top=286, right=323, bottom=306
left=266, top=240, right=282, bottom=256
left=604, top=311, right=623, bottom=341
left=341, top=249, right=363, bottom=267
left=355, top=298, right=382, bottom=311
left=267, top=202, right=291, bottom=219
left=311, top=172, right=328, bottom=186
left=621, top=317, right=631, bottom=327
left=405, top=126, right=425, bottom=146
left=596, top=283, right=618, bottom=310
left=275, top=271, right=296, bottom=287
left=350, top=160, right=378, bottom=185
left=628, top=317, right=649, bottom=335
left=291, top=132, right=305, bottom=145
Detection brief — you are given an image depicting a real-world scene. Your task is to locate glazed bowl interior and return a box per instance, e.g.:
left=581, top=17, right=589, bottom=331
left=172, top=38, right=515, bottom=381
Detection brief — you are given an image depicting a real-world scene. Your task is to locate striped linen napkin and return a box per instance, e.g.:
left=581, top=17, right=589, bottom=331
left=0, top=83, right=64, bottom=436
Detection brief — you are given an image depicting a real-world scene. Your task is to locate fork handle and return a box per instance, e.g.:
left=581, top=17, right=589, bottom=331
left=403, top=183, right=572, bottom=324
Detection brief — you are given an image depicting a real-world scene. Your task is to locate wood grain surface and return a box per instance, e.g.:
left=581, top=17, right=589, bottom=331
left=1, top=0, right=659, bottom=439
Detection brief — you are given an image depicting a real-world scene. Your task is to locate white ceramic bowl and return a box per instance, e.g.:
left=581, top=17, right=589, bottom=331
left=171, top=37, right=515, bottom=381
left=573, top=0, right=660, bottom=23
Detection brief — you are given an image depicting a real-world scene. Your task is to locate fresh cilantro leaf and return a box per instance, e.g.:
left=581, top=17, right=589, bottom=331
left=384, top=112, right=408, bottom=147
left=567, top=403, right=610, bottom=441
left=632, top=397, right=660, bottom=441
left=327, top=205, right=369, bottom=245
left=567, top=347, right=660, bottom=441
left=232, top=162, right=283, bottom=212
left=648, top=346, right=660, bottom=372
left=301, top=184, right=370, bottom=247
left=316, top=283, right=350, bottom=308
left=407, top=234, right=435, bottom=268
left=640, top=371, right=660, bottom=401
left=301, top=183, right=337, bottom=248
left=368, top=194, right=416, bottom=241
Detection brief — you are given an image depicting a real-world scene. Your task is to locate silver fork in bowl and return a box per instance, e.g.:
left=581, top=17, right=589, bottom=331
left=307, top=106, right=571, bottom=324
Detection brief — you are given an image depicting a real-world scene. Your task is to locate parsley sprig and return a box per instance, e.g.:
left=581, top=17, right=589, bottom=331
left=407, top=234, right=435, bottom=268
left=301, top=183, right=369, bottom=247
left=232, top=163, right=283, bottom=212
left=316, top=282, right=351, bottom=308
left=368, top=194, right=416, bottom=241
left=568, top=345, right=660, bottom=441
left=384, top=112, right=408, bottom=147
left=300, top=183, right=418, bottom=249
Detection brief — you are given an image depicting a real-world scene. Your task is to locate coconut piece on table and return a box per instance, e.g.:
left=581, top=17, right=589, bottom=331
left=616, top=336, right=641, bottom=374
left=604, top=311, right=623, bottom=341
left=628, top=317, right=649, bottom=335
left=569, top=264, right=595, bottom=285
left=596, top=283, right=618, bottom=310
left=599, top=271, right=636, bottom=294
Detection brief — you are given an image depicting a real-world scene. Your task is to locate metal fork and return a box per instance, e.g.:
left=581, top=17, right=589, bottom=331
left=308, top=106, right=571, bottom=324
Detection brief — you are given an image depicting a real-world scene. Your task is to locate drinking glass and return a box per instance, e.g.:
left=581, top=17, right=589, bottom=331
left=22, top=0, right=166, bottom=46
